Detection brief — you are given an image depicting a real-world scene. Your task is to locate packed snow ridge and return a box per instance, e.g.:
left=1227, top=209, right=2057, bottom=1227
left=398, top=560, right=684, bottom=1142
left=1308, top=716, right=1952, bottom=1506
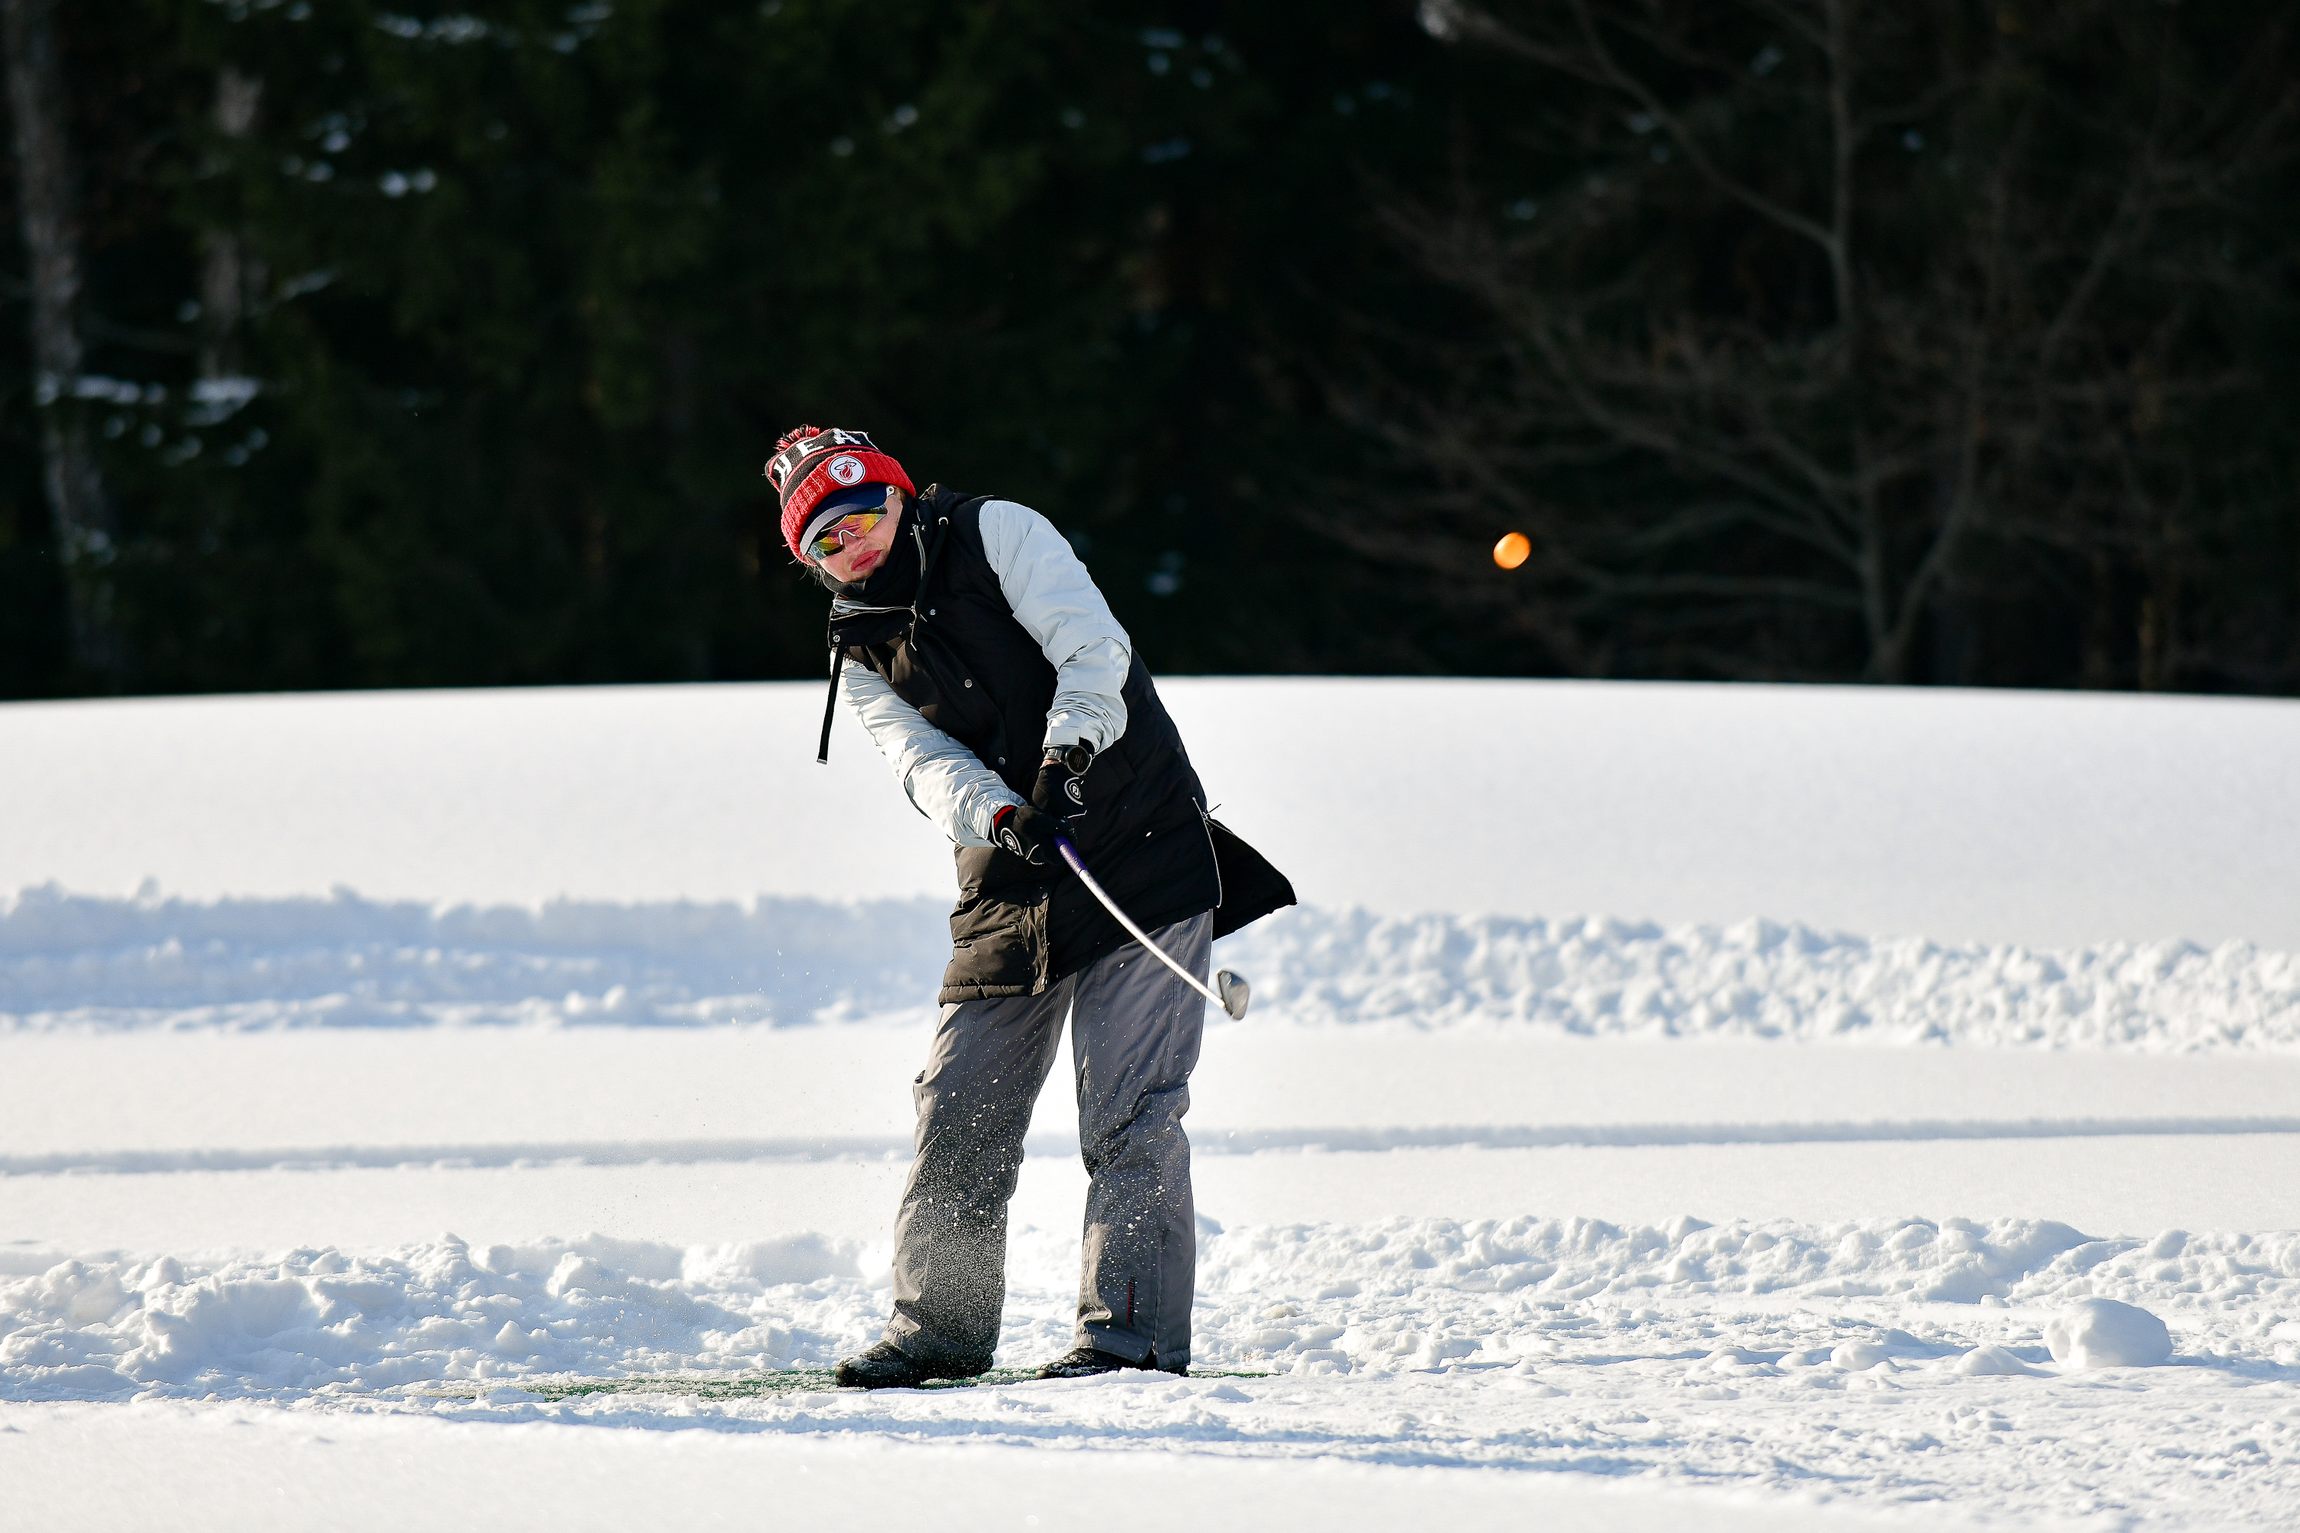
left=5, top=1215, right=2284, bottom=1403
left=13, top=1222, right=2289, bottom=1528
left=5, top=884, right=2298, bottom=1050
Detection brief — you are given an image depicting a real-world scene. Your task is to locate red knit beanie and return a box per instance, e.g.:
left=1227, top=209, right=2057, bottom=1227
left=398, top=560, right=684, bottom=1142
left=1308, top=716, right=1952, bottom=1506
left=766, top=426, right=917, bottom=561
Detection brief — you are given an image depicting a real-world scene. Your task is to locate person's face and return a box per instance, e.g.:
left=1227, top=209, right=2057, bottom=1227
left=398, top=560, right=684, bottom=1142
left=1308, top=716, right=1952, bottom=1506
left=813, top=488, right=904, bottom=583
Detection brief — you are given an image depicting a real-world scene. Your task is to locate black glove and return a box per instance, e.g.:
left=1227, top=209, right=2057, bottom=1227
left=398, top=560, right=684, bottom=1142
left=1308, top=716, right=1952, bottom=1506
left=992, top=803, right=1067, bottom=868
left=1032, top=742, right=1093, bottom=822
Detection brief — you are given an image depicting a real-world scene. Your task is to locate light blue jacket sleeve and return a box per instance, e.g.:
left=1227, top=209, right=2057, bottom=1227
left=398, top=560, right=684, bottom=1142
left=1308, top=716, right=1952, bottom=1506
left=843, top=661, right=1020, bottom=849
left=978, top=498, right=1132, bottom=754
left=843, top=498, right=1131, bottom=848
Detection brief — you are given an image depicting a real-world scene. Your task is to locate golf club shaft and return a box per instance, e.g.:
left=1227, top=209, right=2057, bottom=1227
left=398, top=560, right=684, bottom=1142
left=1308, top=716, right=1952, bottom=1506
left=1055, top=835, right=1232, bottom=1014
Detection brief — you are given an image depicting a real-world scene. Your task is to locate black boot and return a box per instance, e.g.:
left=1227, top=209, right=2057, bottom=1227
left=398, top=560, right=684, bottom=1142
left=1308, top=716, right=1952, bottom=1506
left=1034, top=1345, right=1181, bottom=1380
left=834, top=1341, right=982, bottom=1390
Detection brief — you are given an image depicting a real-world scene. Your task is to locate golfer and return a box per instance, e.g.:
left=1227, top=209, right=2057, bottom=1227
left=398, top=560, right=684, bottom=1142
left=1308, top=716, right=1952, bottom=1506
left=767, top=425, right=1293, bottom=1386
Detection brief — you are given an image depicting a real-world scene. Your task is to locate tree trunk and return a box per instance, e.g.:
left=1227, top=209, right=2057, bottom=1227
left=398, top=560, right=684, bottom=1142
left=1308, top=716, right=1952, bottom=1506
left=198, top=66, right=261, bottom=380
left=1, top=0, right=119, bottom=682
left=2081, top=550, right=2117, bottom=689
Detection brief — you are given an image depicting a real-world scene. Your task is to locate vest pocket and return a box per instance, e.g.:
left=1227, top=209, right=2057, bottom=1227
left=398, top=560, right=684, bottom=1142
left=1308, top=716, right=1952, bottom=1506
left=943, top=884, right=1052, bottom=996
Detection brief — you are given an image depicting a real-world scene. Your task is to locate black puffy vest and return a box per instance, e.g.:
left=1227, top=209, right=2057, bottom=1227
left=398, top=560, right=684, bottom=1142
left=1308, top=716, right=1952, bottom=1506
left=820, top=487, right=1294, bottom=1003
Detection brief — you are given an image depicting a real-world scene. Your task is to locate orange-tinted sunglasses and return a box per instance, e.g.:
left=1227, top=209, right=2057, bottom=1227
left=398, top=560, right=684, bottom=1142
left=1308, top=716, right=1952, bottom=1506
left=807, top=510, right=886, bottom=562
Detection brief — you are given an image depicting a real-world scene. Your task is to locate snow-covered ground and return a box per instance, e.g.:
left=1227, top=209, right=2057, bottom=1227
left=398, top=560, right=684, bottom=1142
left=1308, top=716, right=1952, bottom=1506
left=8, top=678, right=2300, bottom=946
left=5, top=680, right=2300, bottom=1529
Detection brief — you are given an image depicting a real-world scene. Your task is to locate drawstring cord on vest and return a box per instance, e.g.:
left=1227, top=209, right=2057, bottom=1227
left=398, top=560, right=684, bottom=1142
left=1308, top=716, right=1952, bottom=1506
left=815, top=647, right=843, bottom=765
left=816, top=509, right=950, bottom=766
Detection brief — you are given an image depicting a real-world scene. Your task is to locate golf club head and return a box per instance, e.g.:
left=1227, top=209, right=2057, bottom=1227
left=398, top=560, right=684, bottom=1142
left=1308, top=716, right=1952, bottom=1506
left=1215, top=968, right=1250, bottom=1020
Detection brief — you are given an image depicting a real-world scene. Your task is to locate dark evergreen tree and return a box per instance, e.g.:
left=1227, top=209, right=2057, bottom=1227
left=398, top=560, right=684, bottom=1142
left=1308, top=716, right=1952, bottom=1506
left=0, top=0, right=2292, bottom=698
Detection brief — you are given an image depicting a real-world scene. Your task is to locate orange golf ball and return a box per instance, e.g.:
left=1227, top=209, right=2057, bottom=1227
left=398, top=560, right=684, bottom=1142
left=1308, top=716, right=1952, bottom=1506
left=1493, top=531, right=1531, bottom=569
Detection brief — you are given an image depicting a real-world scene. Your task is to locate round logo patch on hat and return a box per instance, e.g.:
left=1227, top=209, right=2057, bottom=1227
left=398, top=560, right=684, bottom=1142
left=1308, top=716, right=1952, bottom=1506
left=827, top=454, right=867, bottom=487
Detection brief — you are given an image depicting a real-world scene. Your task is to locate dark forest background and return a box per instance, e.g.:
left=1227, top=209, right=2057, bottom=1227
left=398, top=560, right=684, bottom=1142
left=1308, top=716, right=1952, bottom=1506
left=2, top=0, right=2294, bottom=700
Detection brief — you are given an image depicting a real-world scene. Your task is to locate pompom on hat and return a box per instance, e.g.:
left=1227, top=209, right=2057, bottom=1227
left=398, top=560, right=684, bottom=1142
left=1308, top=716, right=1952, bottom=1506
left=767, top=426, right=916, bottom=561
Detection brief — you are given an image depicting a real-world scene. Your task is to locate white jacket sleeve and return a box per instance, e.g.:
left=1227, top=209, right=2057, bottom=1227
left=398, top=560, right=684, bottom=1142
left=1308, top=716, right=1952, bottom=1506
left=978, top=499, right=1131, bottom=753
left=842, top=660, right=1021, bottom=848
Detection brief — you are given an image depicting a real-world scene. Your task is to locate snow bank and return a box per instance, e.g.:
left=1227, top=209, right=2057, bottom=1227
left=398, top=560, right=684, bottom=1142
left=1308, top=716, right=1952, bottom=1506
left=1201, top=1215, right=2300, bottom=1318
left=7, top=884, right=2299, bottom=1051
left=0, top=884, right=947, bottom=1028
left=1951, top=1343, right=2047, bottom=1376
left=2045, top=1298, right=2173, bottom=1369
left=3, top=1216, right=2281, bottom=1401
left=0, top=1233, right=864, bottom=1400
left=1232, top=907, right=2300, bottom=1048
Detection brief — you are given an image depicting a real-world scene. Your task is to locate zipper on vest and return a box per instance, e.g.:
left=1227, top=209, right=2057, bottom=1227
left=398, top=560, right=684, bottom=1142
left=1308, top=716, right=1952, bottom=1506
left=907, top=511, right=950, bottom=633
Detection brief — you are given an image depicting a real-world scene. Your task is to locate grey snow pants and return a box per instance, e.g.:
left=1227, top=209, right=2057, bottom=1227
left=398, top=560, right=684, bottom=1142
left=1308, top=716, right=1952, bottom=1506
left=883, top=911, right=1211, bottom=1372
